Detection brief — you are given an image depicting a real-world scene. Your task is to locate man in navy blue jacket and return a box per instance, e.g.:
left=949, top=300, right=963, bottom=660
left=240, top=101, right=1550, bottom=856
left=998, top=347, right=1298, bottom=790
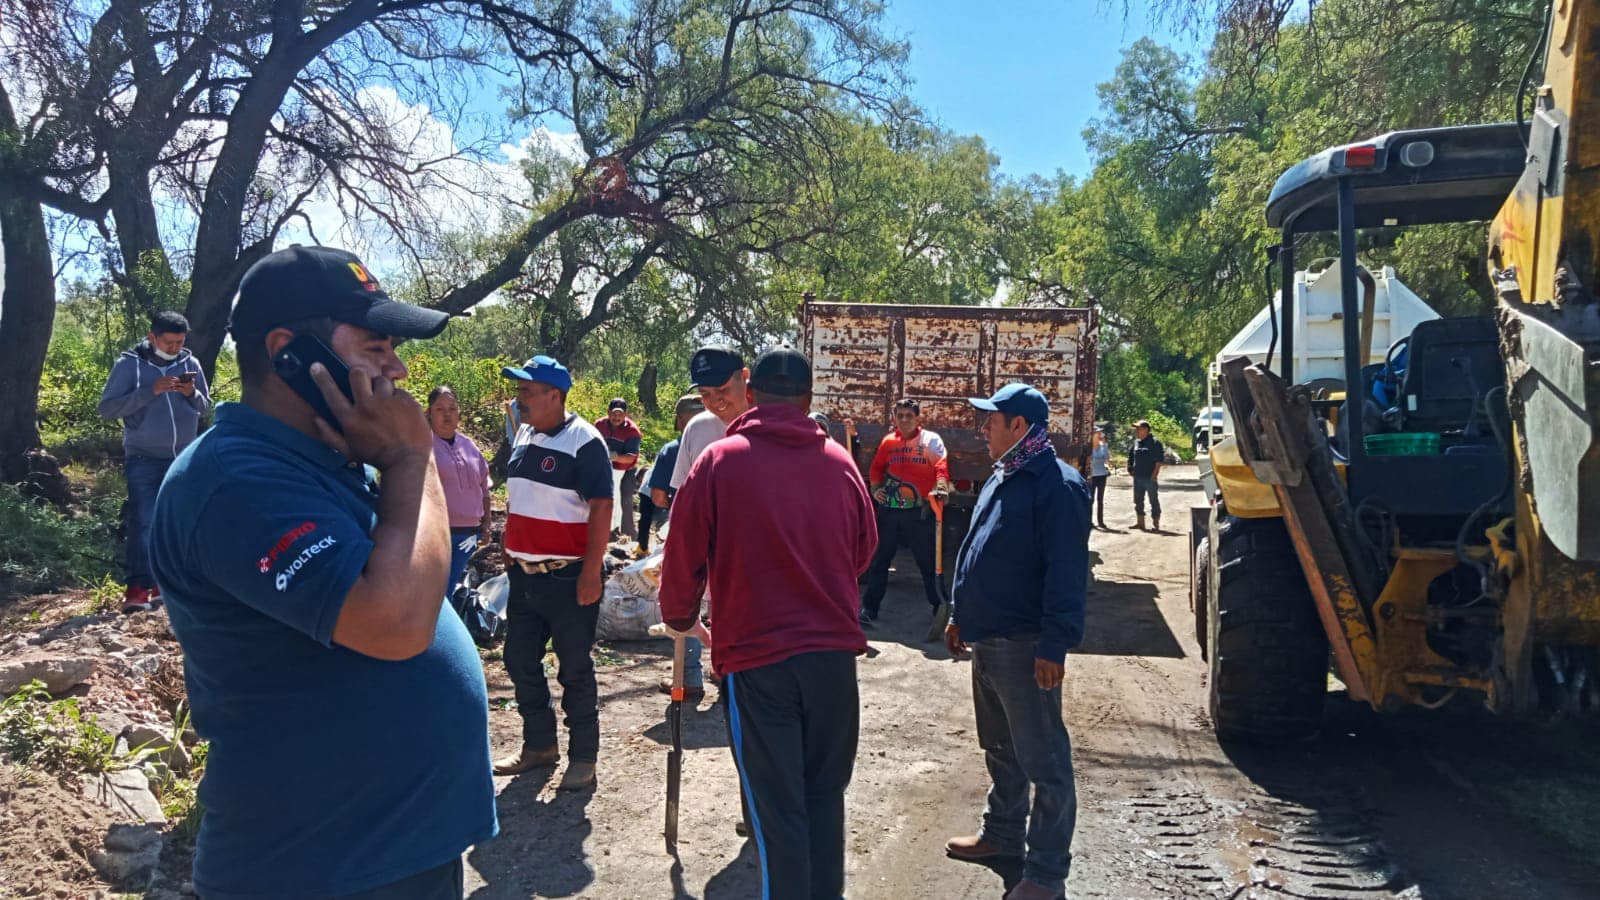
left=942, top=383, right=1089, bottom=900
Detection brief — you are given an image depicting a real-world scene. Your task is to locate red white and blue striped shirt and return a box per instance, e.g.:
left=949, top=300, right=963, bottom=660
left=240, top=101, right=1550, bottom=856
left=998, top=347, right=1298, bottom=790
left=505, top=413, right=613, bottom=561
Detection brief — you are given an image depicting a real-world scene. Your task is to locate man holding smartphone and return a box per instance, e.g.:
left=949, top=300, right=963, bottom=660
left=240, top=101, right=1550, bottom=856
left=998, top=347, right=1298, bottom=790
left=148, top=245, right=496, bottom=900
left=98, top=310, right=210, bottom=613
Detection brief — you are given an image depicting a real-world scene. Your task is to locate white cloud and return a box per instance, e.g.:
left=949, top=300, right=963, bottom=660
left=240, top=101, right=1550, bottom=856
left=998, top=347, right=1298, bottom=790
left=276, top=85, right=584, bottom=278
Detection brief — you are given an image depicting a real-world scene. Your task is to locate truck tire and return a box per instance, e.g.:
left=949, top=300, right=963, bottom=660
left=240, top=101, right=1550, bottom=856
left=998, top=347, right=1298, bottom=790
left=1206, top=515, right=1327, bottom=742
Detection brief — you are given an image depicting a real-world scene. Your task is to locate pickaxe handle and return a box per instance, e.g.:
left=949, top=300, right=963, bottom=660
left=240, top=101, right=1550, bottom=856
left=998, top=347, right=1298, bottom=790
left=665, top=634, right=685, bottom=852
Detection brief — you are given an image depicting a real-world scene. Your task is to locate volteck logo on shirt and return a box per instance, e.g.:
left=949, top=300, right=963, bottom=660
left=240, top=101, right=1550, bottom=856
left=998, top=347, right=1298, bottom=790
left=274, top=535, right=339, bottom=592
left=259, top=522, right=317, bottom=573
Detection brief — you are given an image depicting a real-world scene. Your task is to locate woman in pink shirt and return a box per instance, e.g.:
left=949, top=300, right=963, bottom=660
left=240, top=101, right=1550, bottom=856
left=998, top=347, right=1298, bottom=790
left=428, top=386, right=493, bottom=599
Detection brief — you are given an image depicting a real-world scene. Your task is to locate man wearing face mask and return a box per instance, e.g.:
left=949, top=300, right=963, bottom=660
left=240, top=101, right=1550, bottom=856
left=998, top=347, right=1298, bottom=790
left=148, top=246, right=495, bottom=899
left=942, top=383, right=1090, bottom=900
left=99, top=310, right=211, bottom=613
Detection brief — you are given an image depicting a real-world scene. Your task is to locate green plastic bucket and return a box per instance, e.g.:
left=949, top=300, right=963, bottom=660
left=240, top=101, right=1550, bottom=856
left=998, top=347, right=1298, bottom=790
left=1364, top=432, right=1441, bottom=456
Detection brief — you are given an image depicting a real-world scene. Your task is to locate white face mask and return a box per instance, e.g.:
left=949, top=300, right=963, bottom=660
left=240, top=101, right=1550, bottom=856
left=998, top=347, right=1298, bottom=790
left=152, top=347, right=180, bottom=362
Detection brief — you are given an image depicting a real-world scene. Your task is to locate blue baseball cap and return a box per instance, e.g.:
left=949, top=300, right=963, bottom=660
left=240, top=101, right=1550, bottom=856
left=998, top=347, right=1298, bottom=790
left=689, top=346, right=745, bottom=388
left=502, top=355, right=572, bottom=391
left=969, top=383, right=1050, bottom=427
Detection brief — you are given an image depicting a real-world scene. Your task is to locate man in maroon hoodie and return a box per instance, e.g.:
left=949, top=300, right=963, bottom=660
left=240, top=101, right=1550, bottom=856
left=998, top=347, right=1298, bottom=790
left=658, top=347, right=877, bottom=900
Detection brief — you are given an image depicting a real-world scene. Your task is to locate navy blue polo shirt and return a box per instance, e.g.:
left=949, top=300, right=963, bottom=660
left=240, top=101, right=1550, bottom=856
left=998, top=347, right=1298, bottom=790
left=646, top=439, right=680, bottom=498
left=149, top=403, right=496, bottom=899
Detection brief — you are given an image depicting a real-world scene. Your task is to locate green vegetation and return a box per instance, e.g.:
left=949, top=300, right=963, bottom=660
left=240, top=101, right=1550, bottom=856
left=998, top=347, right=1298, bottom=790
left=0, top=483, right=119, bottom=598
left=1052, top=0, right=1543, bottom=424
left=148, top=707, right=208, bottom=838
left=0, top=681, right=119, bottom=778
left=1, top=0, right=1553, bottom=601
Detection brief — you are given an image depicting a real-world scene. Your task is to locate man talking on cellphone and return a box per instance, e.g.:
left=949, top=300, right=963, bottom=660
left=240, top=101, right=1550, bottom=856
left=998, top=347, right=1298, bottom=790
left=149, top=246, right=496, bottom=900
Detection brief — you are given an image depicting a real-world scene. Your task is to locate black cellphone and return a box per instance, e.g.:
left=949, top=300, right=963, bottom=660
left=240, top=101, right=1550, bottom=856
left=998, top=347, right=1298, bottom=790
left=177, top=372, right=195, bottom=384
left=271, top=333, right=354, bottom=432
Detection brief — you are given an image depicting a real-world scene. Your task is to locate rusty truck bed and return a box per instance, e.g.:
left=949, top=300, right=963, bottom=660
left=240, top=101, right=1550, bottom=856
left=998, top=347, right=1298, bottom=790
left=800, top=301, right=1098, bottom=500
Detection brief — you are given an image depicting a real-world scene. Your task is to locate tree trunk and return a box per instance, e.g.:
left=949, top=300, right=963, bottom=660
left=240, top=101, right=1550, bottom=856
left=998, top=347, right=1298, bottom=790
left=0, top=165, right=69, bottom=503
left=637, top=362, right=659, bottom=415
left=184, top=0, right=384, bottom=376
left=106, top=151, right=169, bottom=309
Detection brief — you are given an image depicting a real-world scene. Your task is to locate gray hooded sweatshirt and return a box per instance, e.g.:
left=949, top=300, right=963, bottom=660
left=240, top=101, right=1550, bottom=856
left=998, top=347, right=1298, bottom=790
left=98, top=341, right=212, bottom=460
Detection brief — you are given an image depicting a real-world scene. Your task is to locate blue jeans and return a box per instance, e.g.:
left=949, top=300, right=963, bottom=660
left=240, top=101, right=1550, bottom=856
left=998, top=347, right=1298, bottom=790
left=124, top=456, right=172, bottom=590
left=972, top=635, right=1076, bottom=894
left=683, top=636, right=704, bottom=689
left=1133, top=475, right=1161, bottom=519
left=447, top=528, right=479, bottom=599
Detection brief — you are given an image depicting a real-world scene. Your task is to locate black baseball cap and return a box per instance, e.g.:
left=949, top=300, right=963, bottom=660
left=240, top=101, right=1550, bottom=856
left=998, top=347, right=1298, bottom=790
left=748, top=347, right=813, bottom=397
left=229, top=245, right=450, bottom=341
left=689, top=346, right=745, bottom=388
left=608, top=398, right=628, bottom=411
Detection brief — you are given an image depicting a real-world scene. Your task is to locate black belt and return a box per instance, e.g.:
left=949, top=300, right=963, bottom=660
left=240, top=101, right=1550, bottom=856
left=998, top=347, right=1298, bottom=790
left=514, top=558, right=575, bottom=575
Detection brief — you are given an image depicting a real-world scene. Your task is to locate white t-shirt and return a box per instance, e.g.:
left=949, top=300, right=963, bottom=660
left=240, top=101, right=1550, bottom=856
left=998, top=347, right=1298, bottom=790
left=669, top=410, right=729, bottom=490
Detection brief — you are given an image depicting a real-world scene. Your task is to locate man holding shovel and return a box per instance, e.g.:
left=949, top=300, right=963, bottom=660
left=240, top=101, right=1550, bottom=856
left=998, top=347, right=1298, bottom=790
left=659, top=348, right=877, bottom=899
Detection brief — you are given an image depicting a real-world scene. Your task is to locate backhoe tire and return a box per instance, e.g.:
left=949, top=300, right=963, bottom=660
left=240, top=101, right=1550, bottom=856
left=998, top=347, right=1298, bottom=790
left=1207, top=515, right=1327, bottom=743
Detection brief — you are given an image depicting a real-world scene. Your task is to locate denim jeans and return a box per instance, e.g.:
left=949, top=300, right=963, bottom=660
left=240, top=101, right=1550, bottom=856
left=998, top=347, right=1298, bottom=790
left=860, top=505, right=943, bottom=616
left=447, top=528, right=479, bottom=600
left=972, top=635, right=1076, bottom=894
left=1090, top=475, right=1107, bottom=524
left=636, top=492, right=660, bottom=553
left=504, top=565, right=600, bottom=760
left=683, top=636, right=705, bottom=688
left=1132, top=475, right=1161, bottom=519
left=124, top=456, right=172, bottom=590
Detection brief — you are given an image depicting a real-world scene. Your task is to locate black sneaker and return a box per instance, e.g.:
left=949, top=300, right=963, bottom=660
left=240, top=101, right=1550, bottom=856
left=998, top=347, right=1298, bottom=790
left=858, top=610, right=876, bottom=628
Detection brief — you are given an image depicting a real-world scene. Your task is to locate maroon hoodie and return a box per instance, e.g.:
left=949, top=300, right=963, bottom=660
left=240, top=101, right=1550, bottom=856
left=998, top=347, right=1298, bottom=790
left=658, top=402, right=877, bottom=675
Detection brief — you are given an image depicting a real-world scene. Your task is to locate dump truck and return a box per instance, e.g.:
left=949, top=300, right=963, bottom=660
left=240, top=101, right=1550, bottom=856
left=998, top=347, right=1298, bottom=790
left=800, top=301, right=1098, bottom=556
left=1193, top=0, right=1600, bottom=741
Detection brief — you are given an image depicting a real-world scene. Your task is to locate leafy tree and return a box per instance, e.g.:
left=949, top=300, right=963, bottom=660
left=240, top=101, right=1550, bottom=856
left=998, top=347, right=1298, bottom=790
left=0, top=0, right=903, bottom=484
left=1057, top=1, right=1546, bottom=417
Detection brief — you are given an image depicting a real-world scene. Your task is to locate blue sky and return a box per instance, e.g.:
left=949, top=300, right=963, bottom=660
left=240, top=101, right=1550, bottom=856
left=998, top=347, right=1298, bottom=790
left=880, top=0, right=1198, bottom=179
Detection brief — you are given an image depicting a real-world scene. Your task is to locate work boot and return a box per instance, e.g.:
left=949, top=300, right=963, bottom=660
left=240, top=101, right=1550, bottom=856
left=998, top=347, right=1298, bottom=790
left=657, top=681, right=706, bottom=701
left=558, top=760, right=596, bottom=791
left=1152, top=517, right=1161, bottom=533
left=492, top=744, right=559, bottom=776
left=1003, top=881, right=1064, bottom=900
left=1135, top=514, right=1146, bottom=531
left=945, top=834, right=1021, bottom=862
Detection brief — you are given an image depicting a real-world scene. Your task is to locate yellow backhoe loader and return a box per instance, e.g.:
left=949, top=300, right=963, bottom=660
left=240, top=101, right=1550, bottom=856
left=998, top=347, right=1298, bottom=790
left=1192, top=0, right=1600, bottom=740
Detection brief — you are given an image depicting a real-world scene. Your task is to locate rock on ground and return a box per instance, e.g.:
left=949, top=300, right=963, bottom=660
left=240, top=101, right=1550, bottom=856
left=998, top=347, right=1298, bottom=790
left=0, top=653, right=97, bottom=695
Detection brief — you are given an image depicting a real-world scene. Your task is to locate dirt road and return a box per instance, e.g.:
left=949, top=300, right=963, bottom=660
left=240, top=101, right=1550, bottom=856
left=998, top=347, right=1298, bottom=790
left=467, top=470, right=1600, bottom=898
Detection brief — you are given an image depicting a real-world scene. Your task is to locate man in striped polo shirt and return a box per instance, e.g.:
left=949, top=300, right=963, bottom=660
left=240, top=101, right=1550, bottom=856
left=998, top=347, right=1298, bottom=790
left=494, top=355, right=614, bottom=791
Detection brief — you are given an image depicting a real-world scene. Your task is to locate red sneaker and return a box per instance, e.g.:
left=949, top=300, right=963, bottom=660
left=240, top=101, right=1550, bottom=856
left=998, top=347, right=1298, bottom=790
left=121, top=585, right=156, bottom=614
